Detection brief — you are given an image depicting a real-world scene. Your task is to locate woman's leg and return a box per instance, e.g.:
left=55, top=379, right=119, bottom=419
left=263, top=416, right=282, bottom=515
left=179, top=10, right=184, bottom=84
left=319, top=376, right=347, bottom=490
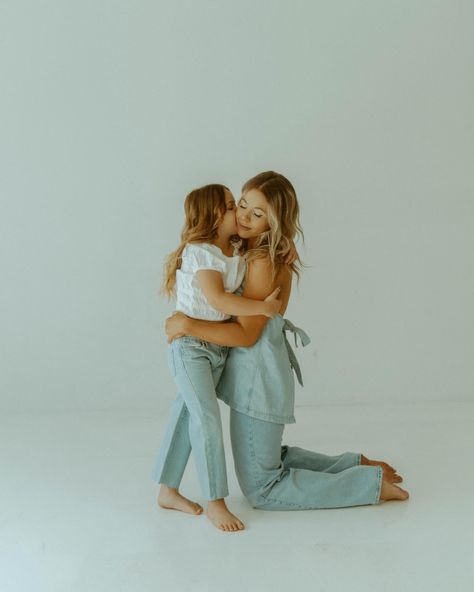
left=230, top=409, right=383, bottom=510
left=281, top=447, right=404, bottom=484
left=281, top=445, right=361, bottom=473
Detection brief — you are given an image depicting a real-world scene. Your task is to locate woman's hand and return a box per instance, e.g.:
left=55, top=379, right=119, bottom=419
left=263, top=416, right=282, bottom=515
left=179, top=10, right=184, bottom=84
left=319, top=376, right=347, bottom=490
left=263, top=286, right=282, bottom=318
left=165, top=311, right=189, bottom=343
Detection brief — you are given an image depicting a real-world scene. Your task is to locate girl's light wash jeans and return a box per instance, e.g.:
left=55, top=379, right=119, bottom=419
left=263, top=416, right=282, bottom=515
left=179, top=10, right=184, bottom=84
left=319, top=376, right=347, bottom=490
left=230, top=409, right=383, bottom=510
left=152, top=336, right=229, bottom=500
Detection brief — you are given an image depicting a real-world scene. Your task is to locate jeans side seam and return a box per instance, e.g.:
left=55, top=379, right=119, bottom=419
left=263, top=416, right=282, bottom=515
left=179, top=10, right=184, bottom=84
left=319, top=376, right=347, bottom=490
left=247, top=415, right=262, bottom=489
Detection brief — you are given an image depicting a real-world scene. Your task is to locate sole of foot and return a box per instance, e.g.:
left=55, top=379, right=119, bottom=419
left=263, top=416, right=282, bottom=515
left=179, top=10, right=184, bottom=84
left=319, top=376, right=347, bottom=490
left=380, top=480, right=409, bottom=501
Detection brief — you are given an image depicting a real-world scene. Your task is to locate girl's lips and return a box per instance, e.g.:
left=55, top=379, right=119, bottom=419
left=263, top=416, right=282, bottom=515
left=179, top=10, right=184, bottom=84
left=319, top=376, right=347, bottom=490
left=238, top=222, right=251, bottom=231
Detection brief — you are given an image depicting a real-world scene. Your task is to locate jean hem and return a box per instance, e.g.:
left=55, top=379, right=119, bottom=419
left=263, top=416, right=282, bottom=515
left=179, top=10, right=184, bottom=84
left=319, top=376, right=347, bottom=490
left=373, top=466, right=383, bottom=504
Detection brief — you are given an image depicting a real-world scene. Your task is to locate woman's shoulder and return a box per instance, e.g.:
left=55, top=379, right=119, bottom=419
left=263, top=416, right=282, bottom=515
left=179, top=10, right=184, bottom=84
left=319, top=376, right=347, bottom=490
left=247, top=256, right=291, bottom=280
left=245, top=257, right=292, bottom=300
left=246, top=254, right=272, bottom=272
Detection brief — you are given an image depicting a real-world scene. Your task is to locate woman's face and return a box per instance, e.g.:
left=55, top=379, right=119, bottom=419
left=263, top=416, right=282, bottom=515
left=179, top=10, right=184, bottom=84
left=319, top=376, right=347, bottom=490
left=236, top=189, right=270, bottom=239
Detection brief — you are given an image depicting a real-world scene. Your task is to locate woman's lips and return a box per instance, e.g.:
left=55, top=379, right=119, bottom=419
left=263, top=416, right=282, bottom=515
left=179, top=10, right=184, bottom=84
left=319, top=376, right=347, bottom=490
left=238, top=221, right=251, bottom=231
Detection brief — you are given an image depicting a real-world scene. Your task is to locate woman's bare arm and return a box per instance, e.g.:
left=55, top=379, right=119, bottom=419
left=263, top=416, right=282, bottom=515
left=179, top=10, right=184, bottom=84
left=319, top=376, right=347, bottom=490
left=166, top=259, right=292, bottom=347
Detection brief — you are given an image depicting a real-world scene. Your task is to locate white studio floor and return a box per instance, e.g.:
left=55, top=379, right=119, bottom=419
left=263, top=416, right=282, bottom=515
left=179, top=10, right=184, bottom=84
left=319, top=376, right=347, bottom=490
left=1, top=401, right=473, bottom=592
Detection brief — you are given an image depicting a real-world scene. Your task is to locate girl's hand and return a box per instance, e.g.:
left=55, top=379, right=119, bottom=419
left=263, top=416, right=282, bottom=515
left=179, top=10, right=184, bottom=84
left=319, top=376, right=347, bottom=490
left=165, top=311, right=189, bottom=343
left=285, top=240, right=298, bottom=265
left=263, top=287, right=282, bottom=319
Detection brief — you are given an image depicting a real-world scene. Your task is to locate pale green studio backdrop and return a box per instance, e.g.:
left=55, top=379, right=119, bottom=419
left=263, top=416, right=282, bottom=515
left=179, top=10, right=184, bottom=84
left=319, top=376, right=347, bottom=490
left=0, top=0, right=473, bottom=411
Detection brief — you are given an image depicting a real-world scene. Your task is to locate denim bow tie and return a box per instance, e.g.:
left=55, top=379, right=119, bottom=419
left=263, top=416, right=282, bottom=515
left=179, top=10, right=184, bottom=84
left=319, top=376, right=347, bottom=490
left=282, top=319, right=311, bottom=387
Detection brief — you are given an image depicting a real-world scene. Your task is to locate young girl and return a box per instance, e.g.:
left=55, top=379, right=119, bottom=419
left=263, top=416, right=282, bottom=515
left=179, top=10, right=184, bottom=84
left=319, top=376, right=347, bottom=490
left=152, top=183, right=281, bottom=532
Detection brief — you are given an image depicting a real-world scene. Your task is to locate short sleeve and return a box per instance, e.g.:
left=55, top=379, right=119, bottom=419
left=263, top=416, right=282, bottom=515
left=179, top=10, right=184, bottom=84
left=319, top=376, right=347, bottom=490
left=186, top=244, right=226, bottom=274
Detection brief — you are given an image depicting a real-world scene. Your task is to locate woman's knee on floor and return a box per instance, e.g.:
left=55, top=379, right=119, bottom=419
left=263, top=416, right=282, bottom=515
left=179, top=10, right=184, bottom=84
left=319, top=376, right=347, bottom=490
left=245, top=489, right=268, bottom=510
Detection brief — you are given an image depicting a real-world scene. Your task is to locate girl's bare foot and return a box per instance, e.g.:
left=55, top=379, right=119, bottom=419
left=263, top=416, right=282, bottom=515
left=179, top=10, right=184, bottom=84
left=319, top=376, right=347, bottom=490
left=360, top=454, right=403, bottom=483
left=380, top=479, right=409, bottom=501
left=206, top=499, right=245, bottom=532
left=158, top=485, right=203, bottom=515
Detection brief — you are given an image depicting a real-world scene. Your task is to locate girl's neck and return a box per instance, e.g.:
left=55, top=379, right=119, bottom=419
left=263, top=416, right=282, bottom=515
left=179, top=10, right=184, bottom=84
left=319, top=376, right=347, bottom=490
left=212, top=235, right=233, bottom=257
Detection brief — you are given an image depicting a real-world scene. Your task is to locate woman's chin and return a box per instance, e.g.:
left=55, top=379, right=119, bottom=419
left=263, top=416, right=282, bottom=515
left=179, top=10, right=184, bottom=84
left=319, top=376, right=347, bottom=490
left=237, top=225, right=252, bottom=238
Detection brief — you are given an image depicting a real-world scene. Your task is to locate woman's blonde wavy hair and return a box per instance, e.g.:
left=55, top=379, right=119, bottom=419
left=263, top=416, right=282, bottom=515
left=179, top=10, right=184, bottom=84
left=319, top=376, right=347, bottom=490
left=162, top=184, right=230, bottom=298
left=241, top=171, right=304, bottom=281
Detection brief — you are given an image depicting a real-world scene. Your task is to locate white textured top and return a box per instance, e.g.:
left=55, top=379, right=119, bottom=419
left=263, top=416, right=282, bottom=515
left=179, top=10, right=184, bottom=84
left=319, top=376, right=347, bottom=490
left=175, top=242, right=246, bottom=321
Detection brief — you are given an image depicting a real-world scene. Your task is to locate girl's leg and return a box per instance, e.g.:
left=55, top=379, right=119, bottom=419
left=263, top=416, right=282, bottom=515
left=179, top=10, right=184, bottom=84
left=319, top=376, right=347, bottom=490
left=152, top=394, right=203, bottom=514
left=154, top=340, right=243, bottom=530
left=152, top=393, right=191, bottom=488
left=230, top=409, right=383, bottom=511
left=172, top=346, right=228, bottom=501
left=153, top=341, right=227, bottom=498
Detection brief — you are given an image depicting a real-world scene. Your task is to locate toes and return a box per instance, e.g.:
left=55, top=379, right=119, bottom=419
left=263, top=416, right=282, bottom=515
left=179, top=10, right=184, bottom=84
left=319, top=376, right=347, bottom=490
left=394, top=485, right=409, bottom=500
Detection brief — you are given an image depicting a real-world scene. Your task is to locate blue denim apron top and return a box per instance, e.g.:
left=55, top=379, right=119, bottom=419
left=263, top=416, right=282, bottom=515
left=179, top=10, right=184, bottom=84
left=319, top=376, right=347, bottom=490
left=216, top=315, right=311, bottom=424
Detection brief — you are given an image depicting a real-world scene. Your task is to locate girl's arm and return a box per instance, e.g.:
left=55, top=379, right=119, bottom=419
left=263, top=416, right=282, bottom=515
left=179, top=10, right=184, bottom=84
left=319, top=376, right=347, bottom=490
left=167, top=259, right=292, bottom=347
left=196, top=269, right=281, bottom=318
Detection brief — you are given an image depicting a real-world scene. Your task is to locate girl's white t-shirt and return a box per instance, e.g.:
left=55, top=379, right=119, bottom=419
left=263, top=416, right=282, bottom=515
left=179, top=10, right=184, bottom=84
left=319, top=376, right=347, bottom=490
left=175, top=242, right=246, bottom=321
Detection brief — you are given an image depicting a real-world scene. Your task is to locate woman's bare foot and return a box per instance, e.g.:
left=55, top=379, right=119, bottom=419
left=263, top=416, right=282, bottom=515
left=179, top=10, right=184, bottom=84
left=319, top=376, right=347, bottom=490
left=158, top=485, right=203, bottom=515
left=206, top=499, right=245, bottom=532
left=380, top=479, right=409, bottom=501
left=360, top=454, right=403, bottom=483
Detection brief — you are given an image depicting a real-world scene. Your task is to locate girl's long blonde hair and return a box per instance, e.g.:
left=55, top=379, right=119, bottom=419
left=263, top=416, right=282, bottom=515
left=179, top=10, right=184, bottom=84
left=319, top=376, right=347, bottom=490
left=241, top=171, right=304, bottom=281
left=162, top=184, right=230, bottom=298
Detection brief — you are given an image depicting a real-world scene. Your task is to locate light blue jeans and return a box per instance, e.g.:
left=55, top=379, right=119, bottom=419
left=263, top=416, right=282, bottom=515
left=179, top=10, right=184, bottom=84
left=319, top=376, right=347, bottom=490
left=230, top=409, right=383, bottom=509
left=152, top=336, right=229, bottom=500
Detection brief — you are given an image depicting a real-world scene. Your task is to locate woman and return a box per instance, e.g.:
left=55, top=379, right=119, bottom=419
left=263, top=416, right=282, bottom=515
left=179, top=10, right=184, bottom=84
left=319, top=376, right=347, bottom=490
left=161, top=171, right=409, bottom=517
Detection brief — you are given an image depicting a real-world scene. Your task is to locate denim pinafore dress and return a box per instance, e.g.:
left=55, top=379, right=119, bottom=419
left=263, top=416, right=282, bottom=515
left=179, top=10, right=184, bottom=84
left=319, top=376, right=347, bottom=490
left=216, top=315, right=310, bottom=424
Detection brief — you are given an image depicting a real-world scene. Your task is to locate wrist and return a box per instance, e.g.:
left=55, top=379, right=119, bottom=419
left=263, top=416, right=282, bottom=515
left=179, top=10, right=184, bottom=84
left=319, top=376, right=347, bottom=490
left=183, top=317, right=193, bottom=336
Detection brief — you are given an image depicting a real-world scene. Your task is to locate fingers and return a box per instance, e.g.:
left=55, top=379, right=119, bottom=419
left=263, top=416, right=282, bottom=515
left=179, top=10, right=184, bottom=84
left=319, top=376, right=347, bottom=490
left=265, top=286, right=281, bottom=301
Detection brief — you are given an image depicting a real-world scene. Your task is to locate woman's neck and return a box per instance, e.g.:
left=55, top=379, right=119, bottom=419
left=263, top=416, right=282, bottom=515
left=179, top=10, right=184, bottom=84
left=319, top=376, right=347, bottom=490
left=247, top=237, right=257, bottom=249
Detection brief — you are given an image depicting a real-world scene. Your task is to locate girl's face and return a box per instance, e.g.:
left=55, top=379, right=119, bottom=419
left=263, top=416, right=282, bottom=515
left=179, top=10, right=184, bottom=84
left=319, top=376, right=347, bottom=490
left=236, top=189, right=270, bottom=239
left=218, top=189, right=238, bottom=237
